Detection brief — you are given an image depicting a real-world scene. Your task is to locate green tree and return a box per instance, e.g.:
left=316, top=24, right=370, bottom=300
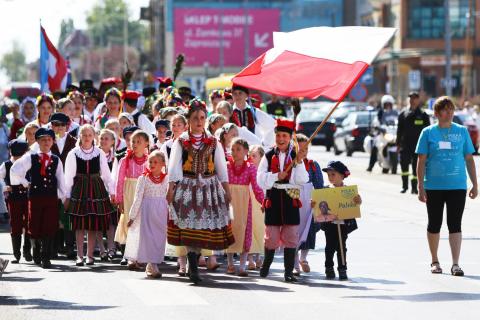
left=86, top=0, right=147, bottom=48
left=58, top=18, right=75, bottom=49
left=0, top=41, right=27, bottom=82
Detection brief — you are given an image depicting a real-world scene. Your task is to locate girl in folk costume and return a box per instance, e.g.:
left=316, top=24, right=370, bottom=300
left=114, top=129, right=149, bottom=267
left=50, top=113, right=78, bottom=259
left=0, top=140, right=31, bottom=263
left=95, top=88, right=122, bottom=130
left=294, top=134, right=324, bottom=275
left=23, top=123, right=40, bottom=148
left=125, top=150, right=169, bottom=278
left=35, top=94, right=55, bottom=128
left=10, top=128, right=66, bottom=269
left=151, top=119, right=170, bottom=152
left=215, top=123, right=239, bottom=159
left=119, top=113, right=135, bottom=131
left=68, top=91, right=91, bottom=125
left=257, top=119, right=309, bottom=282
left=104, top=119, right=127, bottom=160
left=10, top=97, right=37, bottom=140
left=207, top=113, right=226, bottom=136
left=159, top=114, right=189, bottom=275
left=56, top=98, right=80, bottom=137
left=167, top=99, right=234, bottom=284
left=225, top=138, right=264, bottom=276
left=97, top=129, right=119, bottom=261
left=64, top=124, right=115, bottom=267
left=247, top=145, right=266, bottom=270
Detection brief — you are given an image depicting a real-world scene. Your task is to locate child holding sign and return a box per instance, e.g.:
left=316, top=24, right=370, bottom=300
left=318, top=161, right=361, bottom=281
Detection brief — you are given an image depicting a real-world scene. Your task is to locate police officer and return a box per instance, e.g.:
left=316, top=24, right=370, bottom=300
left=396, top=91, right=430, bottom=194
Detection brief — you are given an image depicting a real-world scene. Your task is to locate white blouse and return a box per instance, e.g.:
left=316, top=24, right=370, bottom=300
left=129, top=175, right=168, bottom=221
left=64, top=146, right=115, bottom=198
left=168, top=137, right=228, bottom=183
left=256, top=151, right=309, bottom=190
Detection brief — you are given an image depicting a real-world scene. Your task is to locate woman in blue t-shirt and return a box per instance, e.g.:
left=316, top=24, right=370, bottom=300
left=416, top=96, right=478, bottom=277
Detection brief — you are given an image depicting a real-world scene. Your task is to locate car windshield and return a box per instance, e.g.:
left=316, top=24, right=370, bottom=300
left=355, top=112, right=377, bottom=125
left=297, top=108, right=327, bottom=121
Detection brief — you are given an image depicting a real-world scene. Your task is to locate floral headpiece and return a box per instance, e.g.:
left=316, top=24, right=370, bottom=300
left=36, top=93, right=55, bottom=107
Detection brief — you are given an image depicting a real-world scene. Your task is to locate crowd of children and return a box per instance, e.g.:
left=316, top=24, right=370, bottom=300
left=0, top=79, right=361, bottom=282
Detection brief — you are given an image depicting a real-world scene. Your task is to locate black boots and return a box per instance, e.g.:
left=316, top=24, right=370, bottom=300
left=10, top=235, right=21, bottom=263
left=187, top=252, right=201, bottom=284
left=31, top=239, right=42, bottom=265
left=411, top=179, right=418, bottom=194
left=284, top=248, right=298, bottom=283
left=401, top=175, right=408, bottom=193
left=260, top=248, right=275, bottom=278
left=41, top=238, right=52, bottom=269
left=23, top=234, right=32, bottom=262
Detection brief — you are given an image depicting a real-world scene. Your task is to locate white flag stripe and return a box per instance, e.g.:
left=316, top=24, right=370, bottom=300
left=266, top=26, right=396, bottom=65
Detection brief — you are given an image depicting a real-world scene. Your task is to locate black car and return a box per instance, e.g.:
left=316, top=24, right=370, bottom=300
left=333, top=110, right=378, bottom=156
left=296, top=105, right=336, bottom=151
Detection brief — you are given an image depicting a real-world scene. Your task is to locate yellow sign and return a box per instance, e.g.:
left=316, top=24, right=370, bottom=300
left=312, top=185, right=361, bottom=220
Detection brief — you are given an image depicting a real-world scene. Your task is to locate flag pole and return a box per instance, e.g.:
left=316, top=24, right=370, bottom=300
left=337, top=223, right=346, bottom=267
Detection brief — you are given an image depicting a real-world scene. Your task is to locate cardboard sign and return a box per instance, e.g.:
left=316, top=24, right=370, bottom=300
left=312, top=185, right=361, bottom=220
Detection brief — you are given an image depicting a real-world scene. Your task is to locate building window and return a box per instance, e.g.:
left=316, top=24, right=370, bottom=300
left=407, top=0, right=473, bottom=39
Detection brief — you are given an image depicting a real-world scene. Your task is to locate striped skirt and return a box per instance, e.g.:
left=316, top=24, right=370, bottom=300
left=67, top=174, right=114, bottom=231
left=167, top=175, right=234, bottom=250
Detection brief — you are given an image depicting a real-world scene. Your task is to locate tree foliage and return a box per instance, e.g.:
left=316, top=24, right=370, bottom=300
left=58, top=18, right=75, bottom=49
left=86, top=0, right=147, bottom=49
left=0, top=41, right=27, bottom=82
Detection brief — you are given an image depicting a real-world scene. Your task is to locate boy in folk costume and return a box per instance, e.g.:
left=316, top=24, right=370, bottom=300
left=257, top=119, right=309, bottom=282
left=230, top=85, right=275, bottom=147
left=0, top=140, right=31, bottom=263
left=123, top=90, right=156, bottom=135
left=11, top=128, right=66, bottom=269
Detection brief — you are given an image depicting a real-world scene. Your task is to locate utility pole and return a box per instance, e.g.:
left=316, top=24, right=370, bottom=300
left=444, top=0, right=453, bottom=96
left=462, top=0, right=473, bottom=99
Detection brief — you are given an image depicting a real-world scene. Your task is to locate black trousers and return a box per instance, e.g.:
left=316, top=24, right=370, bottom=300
left=400, top=150, right=418, bottom=178
left=324, top=223, right=348, bottom=270
left=426, top=189, right=466, bottom=234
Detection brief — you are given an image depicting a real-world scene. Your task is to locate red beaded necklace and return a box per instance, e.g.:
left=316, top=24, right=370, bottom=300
left=143, top=168, right=167, bottom=184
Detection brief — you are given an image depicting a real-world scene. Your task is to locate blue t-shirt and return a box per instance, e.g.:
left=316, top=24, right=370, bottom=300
left=415, top=123, right=474, bottom=190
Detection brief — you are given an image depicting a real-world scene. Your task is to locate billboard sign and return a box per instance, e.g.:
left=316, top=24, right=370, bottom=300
left=174, top=8, right=280, bottom=67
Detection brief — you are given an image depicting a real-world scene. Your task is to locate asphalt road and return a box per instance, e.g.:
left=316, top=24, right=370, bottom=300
left=1, top=146, right=480, bottom=320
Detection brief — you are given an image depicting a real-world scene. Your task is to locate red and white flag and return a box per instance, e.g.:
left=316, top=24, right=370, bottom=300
left=233, top=27, right=396, bottom=100
left=40, top=26, right=68, bottom=92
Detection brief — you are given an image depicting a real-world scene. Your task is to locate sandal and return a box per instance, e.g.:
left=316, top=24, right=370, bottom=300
left=300, top=260, right=311, bottom=273
left=430, top=262, right=442, bottom=274
left=247, top=261, right=256, bottom=270
left=451, top=264, right=464, bottom=276
left=178, top=266, right=187, bottom=277
left=206, top=262, right=220, bottom=271
left=238, top=269, right=249, bottom=277
left=226, top=265, right=236, bottom=274
left=255, top=259, right=263, bottom=269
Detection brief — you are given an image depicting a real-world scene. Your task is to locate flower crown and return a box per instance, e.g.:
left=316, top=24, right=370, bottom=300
left=67, top=90, right=85, bottom=102
left=36, top=93, right=55, bottom=107
left=103, top=88, right=122, bottom=102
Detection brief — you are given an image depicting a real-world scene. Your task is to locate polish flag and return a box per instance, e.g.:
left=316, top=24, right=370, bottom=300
left=233, top=27, right=396, bottom=100
left=40, top=26, right=68, bottom=92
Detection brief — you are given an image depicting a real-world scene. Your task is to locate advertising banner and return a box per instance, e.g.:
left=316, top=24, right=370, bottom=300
left=174, top=8, right=280, bottom=67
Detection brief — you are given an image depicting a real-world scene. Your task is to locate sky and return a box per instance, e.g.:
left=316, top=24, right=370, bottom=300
left=0, top=0, right=149, bottom=87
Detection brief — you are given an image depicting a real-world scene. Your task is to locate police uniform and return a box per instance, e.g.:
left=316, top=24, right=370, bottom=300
left=396, top=95, right=430, bottom=193
left=256, top=119, right=309, bottom=282
left=10, top=128, right=66, bottom=268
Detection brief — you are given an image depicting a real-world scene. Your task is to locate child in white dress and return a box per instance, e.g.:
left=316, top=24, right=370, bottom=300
left=125, top=150, right=169, bottom=278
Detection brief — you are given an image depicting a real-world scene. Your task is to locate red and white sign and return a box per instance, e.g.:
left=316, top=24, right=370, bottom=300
left=233, top=26, right=396, bottom=100
left=174, top=8, right=280, bottom=67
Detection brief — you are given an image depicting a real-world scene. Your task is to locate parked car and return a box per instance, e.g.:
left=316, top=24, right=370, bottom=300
left=333, top=110, right=378, bottom=156
left=296, top=106, right=336, bottom=151
left=454, top=112, right=479, bottom=154
left=301, top=101, right=369, bottom=126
